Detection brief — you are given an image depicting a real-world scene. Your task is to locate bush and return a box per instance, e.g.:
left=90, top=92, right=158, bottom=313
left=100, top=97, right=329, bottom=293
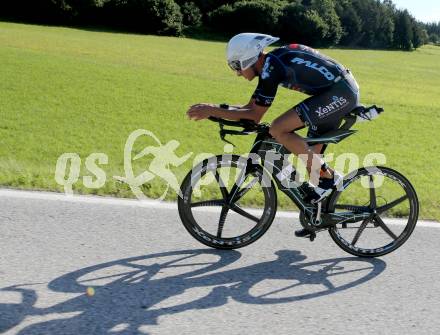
left=0, top=0, right=66, bottom=23
left=308, top=0, right=342, bottom=46
left=55, top=0, right=108, bottom=23
left=188, top=0, right=239, bottom=15
left=208, top=0, right=285, bottom=36
left=335, top=1, right=362, bottom=46
left=175, top=0, right=241, bottom=25
left=180, top=2, right=202, bottom=27
left=429, top=33, right=440, bottom=44
left=103, top=0, right=183, bottom=36
left=393, top=10, right=413, bottom=50
left=279, top=4, right=329, bottom=46
left=351, top=0, right=395, bottom=49
left=207, top=4, right=233, bottom=32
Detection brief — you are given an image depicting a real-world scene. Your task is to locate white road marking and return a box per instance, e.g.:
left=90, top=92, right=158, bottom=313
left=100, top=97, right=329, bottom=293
left=0, top=188, right=438, bottom=228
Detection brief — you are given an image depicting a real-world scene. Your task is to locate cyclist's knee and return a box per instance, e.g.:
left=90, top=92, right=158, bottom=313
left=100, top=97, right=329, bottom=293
left=270, top=117, right=297, bottom=139
left=269, top=121, right=285, bottom=139
left=270, top=109, right=304, bottom=139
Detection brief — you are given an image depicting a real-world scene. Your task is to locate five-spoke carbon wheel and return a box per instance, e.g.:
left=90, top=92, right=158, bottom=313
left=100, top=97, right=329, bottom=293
left=178, top=155, right=277, bottom=249
left=326, top=166, right=419, bottom=257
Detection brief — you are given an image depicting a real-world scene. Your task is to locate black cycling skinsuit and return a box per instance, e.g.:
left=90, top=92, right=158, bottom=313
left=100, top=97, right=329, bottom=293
left=252, top=44, right=360, bottom=137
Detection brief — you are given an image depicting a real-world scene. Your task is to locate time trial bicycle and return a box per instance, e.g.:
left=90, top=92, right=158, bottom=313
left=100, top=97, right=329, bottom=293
left=178, top=105, right=419, bottom=257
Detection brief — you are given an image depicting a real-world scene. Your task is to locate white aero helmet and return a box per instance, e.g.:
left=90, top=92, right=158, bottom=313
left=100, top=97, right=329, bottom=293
left=226, top=33, right=279, bottom=71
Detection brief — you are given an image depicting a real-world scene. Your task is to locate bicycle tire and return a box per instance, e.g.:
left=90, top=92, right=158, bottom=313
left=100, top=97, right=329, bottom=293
left=178, top=155, right=277, bottom=249
left=326, top=166, right=419, bottom=257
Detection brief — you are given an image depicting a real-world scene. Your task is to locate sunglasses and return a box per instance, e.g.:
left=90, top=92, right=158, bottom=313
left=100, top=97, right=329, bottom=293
left=228, top=60, right=242, bottom=72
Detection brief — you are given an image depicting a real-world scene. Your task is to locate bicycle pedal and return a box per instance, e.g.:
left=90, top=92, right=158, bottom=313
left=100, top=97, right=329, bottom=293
left=309, top=232, right=316, bottom=242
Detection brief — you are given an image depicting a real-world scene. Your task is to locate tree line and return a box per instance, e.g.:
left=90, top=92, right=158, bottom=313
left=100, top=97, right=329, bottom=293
left=1, top=0, right=439, bottom=50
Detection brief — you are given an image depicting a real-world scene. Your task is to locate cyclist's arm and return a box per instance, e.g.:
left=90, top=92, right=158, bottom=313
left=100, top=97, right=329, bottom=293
left=207, top=102, right=268, bottom=123
left=188, top=58, right=280, bottom=122
left=225, top=72, right=268, bottom=116
left=233, top=60, right=280, bottom=122
left=212, top=74, right=276, bottom=122
left=238, top=96, right=256, bottom=110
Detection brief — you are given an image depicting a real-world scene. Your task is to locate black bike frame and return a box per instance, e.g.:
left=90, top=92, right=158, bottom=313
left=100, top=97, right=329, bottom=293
left=236, top=130, right=372, bottom=228
left=208, top=110, right=382, bottom=228
left=250, top=132, right=316, bottom=216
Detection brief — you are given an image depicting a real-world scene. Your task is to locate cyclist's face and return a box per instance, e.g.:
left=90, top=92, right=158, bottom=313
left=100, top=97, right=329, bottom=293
left=237, top=67, right=256, bottom=81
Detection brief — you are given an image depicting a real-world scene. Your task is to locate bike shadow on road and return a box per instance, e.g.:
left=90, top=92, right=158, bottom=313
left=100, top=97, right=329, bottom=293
left=1, top=249, right=386, bottom=334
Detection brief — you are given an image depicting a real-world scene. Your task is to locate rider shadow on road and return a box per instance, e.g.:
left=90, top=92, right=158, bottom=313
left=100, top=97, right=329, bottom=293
left=1, top=249, right=386, bottom=334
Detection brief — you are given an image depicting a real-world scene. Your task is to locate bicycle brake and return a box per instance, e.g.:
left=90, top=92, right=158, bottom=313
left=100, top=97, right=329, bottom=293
left=220, top=132, right=235, bottom=146
left=219, top=124, right=235, bottom=147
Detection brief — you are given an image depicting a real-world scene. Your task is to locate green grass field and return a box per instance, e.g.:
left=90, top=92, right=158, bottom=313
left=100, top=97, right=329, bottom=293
left=1, top=22, right=439, bottom=220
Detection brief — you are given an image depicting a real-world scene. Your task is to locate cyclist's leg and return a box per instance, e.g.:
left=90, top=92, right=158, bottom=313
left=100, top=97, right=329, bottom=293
left=269, top=108, right=326, bottom=183
left=301, top=80, right=359, bottom=180
left=269, top=109, right=308, bottom=155
left=271, top=80, right=359, bottom=186
left=270, top=104, right=346, bottom=183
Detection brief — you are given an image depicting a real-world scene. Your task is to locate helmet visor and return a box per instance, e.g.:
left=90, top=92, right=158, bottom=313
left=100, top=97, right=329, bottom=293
left=228, top=60, right=241, bottom=72
left=241, top=55, right=259, bottom=70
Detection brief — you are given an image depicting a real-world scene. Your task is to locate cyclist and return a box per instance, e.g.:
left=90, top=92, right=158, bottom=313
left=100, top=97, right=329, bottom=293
left=187, top=33, right=361, bottom=237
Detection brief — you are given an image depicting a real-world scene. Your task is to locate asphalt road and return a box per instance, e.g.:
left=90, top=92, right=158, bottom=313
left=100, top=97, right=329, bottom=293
left=1, top=190, right=439, bottom=335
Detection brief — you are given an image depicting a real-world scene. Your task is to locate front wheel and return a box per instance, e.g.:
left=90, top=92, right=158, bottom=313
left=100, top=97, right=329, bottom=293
left=178, top=155, right=277, bottom=249
left=326, top=166, right=419, bottom=257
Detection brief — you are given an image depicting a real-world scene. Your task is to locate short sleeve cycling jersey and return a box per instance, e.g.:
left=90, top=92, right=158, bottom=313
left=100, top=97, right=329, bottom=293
left=252, top=44, right=347, bottom=107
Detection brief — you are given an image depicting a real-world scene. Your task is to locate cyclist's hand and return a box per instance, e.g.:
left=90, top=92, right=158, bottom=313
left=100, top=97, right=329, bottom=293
left=187, top=103, right=214, bottom=121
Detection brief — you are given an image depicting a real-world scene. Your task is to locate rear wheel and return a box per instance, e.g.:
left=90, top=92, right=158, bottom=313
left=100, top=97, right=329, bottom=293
left=178, top=155, right=277, bottom=249
left=327, top=166, right=419, bottom=257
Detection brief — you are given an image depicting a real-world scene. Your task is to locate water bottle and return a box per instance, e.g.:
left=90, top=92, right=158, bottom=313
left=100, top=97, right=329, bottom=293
left=356, top=108, right=379, bottom=122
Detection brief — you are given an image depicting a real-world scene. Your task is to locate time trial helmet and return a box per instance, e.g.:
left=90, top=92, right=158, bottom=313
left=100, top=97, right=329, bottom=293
left=226, top=33, right=279, bottom=72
